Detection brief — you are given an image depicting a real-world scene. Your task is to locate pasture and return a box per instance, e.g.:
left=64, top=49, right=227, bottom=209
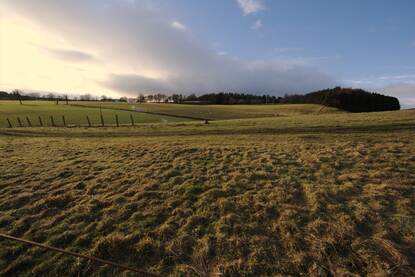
left=74, top=102, right=344, bottom=120
left=0, top=101, right=193, bottom=128
left=0, top=103, right=414, bottom=276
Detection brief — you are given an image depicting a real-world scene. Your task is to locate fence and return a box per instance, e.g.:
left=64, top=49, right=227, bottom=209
left=2, top=114, right=149, bottom=128
left=0, top=233, right=161, bottom=276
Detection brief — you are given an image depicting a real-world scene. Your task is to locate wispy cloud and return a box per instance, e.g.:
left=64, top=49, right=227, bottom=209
left=377, top=74, right=415, bottom=81
left=171, top=20, right=187, bottom=31
left=237, top=0, right=265, bottom=16
left=251, top=19, right=262, bottom=30
left=42, top=47, right=95, bottom=62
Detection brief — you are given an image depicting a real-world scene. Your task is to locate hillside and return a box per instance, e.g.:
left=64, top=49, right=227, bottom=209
left=73, top=102, right=344, bottom=121
left=0, top=108, right=414, bottom=276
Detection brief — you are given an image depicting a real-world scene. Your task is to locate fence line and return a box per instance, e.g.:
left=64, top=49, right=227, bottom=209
left=3, top=113, right=198, bottom=128
left=4, top=115, right=134, bottom=128
left=0, top=233, right=162, bottom=277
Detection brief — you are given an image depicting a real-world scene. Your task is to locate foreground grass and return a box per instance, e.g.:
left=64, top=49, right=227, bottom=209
left=0, top=109, right=414, bottom=275
left=0, top=101, right=193, bottom=128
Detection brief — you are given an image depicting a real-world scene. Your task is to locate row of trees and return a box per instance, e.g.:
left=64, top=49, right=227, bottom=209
left=0, top=90, right=121, bottom=102
left=132, top=93, right=282, bottom=104
left=1, top=87, right=400, bottom=112
left=281, top=87, right=400, bottom=112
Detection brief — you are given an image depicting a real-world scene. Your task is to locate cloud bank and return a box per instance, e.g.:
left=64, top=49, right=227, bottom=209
left=1, top=0, right=335, bottom=97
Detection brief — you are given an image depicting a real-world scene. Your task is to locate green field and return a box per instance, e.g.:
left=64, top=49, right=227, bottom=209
left=0, top=101, right=194, bottom=128
left=74, top=101, right=344, bottom=120
left=0, top=104, right=414, bottom=276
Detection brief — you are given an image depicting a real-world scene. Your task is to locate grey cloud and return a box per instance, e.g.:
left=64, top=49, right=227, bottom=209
left=2, top=0, right=335, bottom=96
left=44, top=48, right=95, bottom=62
left=103, top=74, right=171, bottom=94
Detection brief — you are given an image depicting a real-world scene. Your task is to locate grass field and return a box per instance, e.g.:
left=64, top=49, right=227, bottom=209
left=0, top=101, right=194, bottom=128
left=0, top=105, right=414, bottom=276
left=74, top=102, right=344, bottom=120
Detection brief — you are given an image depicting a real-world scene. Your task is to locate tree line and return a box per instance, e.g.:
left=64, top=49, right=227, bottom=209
left=279, top=87, right=400, bottom=112
left=1, top=87, right=400, bottom=112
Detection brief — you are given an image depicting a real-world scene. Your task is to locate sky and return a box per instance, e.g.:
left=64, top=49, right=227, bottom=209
left=0, top=0, right=414, bottom=107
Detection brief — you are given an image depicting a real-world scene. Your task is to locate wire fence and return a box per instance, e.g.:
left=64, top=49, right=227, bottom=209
left=2, top=114, right=209, bottom=128
left=3, top=114, right=143, bottom=128
left=0, top=233, right=162, bottom=277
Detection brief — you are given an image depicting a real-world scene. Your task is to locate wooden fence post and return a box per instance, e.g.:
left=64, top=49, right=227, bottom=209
left=100, top=115, right=105, bottom=127
left=50, top=116, right=55, bottom=127
left=38, top=116, right=43, bottom=127
left=86, top=116, right=91, bottom=127
left=62, top=115, right=66, bottom=127
left=17, top=117, right=23, bottom=127
left=26, top=116, right=32, bottom=127
left=130, top=114, right=134, bottom=126
left=7, top=118, right=12, bottom=128
left=115, top=114, right=119, bottom=127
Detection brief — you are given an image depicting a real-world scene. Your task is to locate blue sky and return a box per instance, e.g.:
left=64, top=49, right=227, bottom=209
left=1, top=0, right=414, bottom=106
left=167, top=0, right=415, bottom=84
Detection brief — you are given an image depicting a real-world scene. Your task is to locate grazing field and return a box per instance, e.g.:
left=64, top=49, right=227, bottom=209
left=74, top=102, right=344, bottom=120
left=0, top=108, right=414, bottom=276
left=0, top=101, right=193, bottom=128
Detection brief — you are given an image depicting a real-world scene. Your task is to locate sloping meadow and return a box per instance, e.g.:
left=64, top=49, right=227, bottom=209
left=0, top=132, right=414, bottom=276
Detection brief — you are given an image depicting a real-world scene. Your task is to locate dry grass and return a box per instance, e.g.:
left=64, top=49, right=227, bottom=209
left=74, top=102, right=344, bottom=120
left=0, top=129, right=414, bottom=276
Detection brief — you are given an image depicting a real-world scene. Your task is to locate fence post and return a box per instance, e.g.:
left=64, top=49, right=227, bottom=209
left=130, top=114, right=134, bottom=126
left=17, top=117, right=23, bottom=127
left=50, top=116, right=55, bottom=127
left=62, top=115, right=66, bottom=127
left=7, top=118, right=12, bottom=128
left=38, top=116, right=43, bottom=127
left=26, top=116, right=32, bottom=127
left=86, top=116, right=91, bottom=127
left=115, top=114, right=119, bottom=127
left=100, top=115, right=105, bottom=127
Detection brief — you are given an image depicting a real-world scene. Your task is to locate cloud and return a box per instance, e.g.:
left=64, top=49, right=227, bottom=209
left=251, top=19, right=262, bottom=30
left=1, top=0, right=335, bottom=96
left=43, top=47, right=95, bottom=62
left=377, top=74, right=415, bottom=81
left=171, top=21, right=187, bottom=31
left=237, top=0, right=265, bottom=15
